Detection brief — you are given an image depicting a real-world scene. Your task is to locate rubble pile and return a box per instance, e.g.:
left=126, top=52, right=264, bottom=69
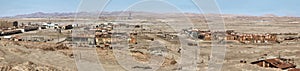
left=130, top=50, right=150, bottom=62
left=162, top=58, right=177, bottom=66
left=18, top=42, right=69, bottom=51
left=44, top=44, right=69, bottom=51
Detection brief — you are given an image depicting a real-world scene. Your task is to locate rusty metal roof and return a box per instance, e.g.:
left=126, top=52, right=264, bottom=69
left=289, top=68, right=300, bottom=71
left=264, top=58, right=296, bottom=69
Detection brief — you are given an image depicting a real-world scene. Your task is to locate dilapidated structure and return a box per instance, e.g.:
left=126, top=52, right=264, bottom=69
left=0, top=30, right=22, bottom=36
left=184, top=28, right=279, bottom=44
left=251, top=58, right=296, bottom=70
left=93, top=23, right=114, bottom=49
left=288, top=68, right=300, bottom=71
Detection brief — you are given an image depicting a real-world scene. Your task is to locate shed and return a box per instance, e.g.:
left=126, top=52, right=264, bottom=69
left=251, top=58, right=296, bottom=70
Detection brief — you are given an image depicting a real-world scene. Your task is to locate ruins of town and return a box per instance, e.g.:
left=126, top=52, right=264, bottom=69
left=0, top=12, right=299, bottom=71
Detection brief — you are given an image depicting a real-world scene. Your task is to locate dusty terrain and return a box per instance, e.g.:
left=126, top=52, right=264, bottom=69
left=0, top=13, right=299, bottom=71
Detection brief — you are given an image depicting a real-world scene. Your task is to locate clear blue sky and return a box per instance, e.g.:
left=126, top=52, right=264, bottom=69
left=0, top=0, right=299, bottom=17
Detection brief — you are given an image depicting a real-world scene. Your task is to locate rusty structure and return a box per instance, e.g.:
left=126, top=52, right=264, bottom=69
left=0, top=21, right=48, bottom=36
left=24, top=26, right=39, bottom=32
left=288, top=68, right=300, bottom=71
left=0, top=30, right=22, bottom=36
left=250, top=53, right=299, bottom=71
left=251, top=58, right=296, bottom=70
left=0, top=26, right=39, bottom=36
left=71, top=22, right=140, bottom=48
left=227, top=33, right=277, bottom=44
left=57, top=24, right=73, bottom=30
left=184, top=29, right=279, bottom=44
left=129, top=33, right=137, bottom=44
left=93, top=23, right=114, bottom=49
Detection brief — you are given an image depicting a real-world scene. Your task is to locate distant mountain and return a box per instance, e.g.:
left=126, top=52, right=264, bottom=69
left=262, top=14, right=278, bottom=17
left=9, top=12, right=83, bottom=18
left=1, top=11, right=275, bottom=18
left=1, top=11, right=158, bottom=18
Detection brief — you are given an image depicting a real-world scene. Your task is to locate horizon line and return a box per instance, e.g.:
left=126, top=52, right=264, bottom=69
left=1, top=11, right=299, bottom=18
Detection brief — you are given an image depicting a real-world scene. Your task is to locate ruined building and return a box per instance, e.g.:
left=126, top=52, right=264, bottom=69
left=251, top=58, right=296, bottom=70
left=184, top=29, right=278, bottom=44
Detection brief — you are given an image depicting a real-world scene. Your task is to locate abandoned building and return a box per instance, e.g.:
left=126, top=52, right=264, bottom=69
left=24, top=26, right=39, bottom=32
left=93, top=23, right=115, bottom=48
left=0, top=30, right=22, bottom=36
left=184, top=28, right=279, bottom=44
left=60, top=25, right=73, bottom=30
left=251, top=58, right=297, bottom=70
left=95, top=31, right=112, bottom=47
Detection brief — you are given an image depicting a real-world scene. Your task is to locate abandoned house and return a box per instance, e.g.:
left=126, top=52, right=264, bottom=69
left=251, top=58, right=296, bottom=70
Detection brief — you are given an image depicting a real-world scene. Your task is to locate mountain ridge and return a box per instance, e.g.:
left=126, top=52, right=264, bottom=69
left=1, top=11, right=292, bottom=18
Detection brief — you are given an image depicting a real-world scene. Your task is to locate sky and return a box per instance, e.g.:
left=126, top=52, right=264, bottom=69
left=0, top=0, right=299, bottom=17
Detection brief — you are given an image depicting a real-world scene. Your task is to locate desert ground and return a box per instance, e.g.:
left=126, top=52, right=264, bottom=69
left=0, top=13, right=299, bottom=71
